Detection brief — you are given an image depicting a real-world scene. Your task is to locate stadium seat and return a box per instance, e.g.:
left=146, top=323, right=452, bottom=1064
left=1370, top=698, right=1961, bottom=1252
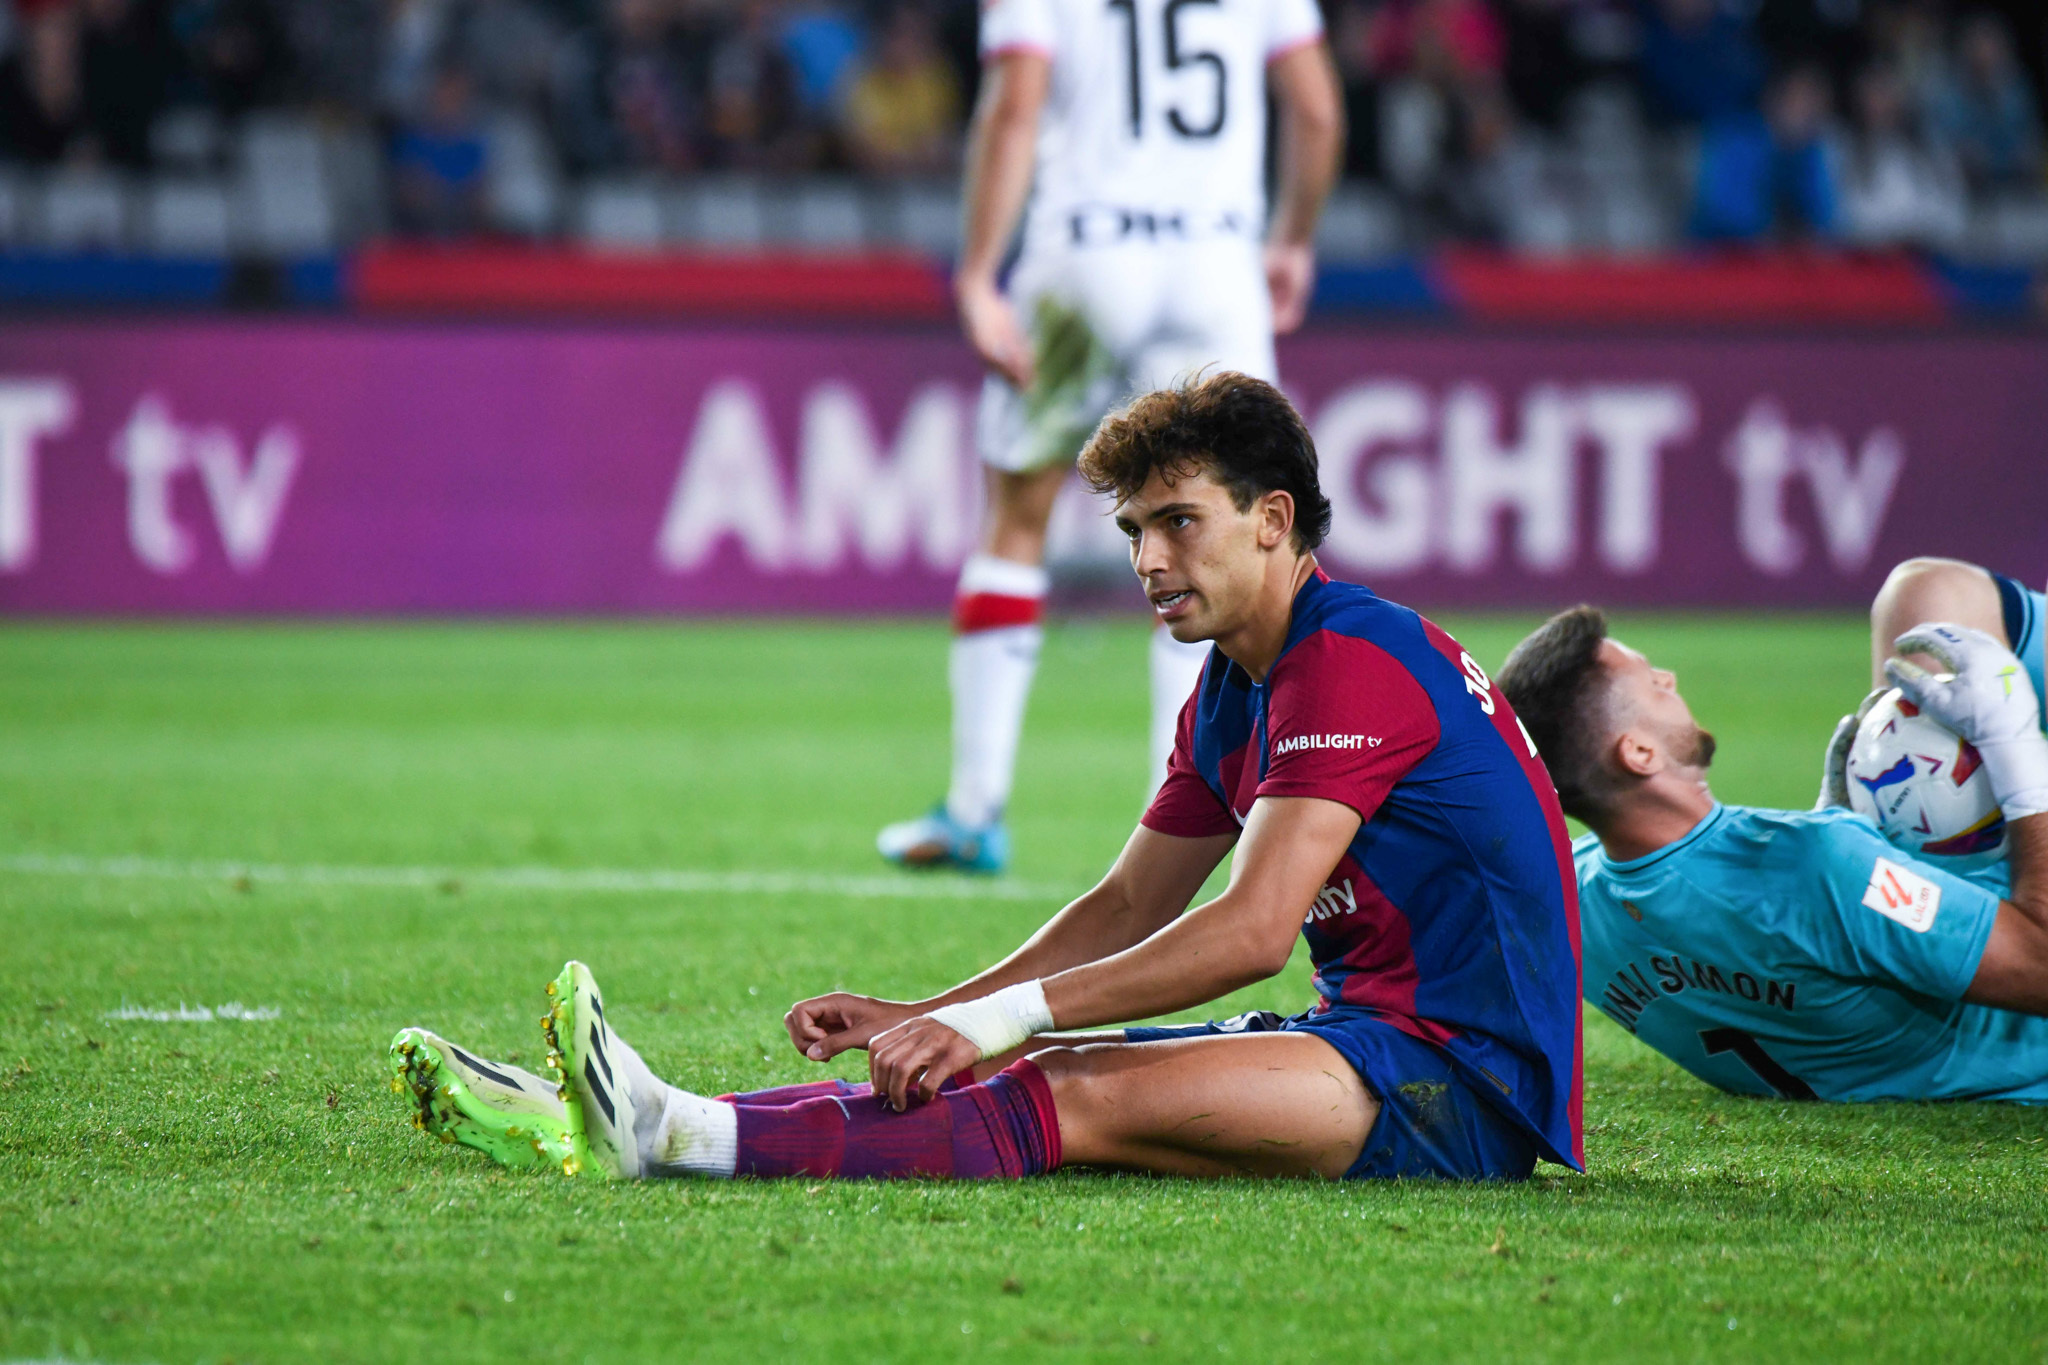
left=1591, top=185, right=1675, bottom=256
left=483, top=110, right=561, bottom=238
left=238, top=112, right=326, bottom=184
left=1564, top=84, right=1675, bottom=255
left=1977, top=193, right=2048, bottom=263
left=784, top=178, right=867, bottom=249
left=37, top=171, right=130, bottom=252
left=675, top=176, right=766, bottom=248
left=321, top=124, right=389, bottom=244
left=1315, top=184, right=1403, bottom=262
left=886, top=179, right=961, bottom=256
left=1501, top=170, right=1578, bottom=258
left=238, top=173, right=338, bottom=257
left=150, top=106, right=226, bottom=175
left=1568, top=83, right=1650, bottom=169
left=0, top=170, right=22, bottom=248
left=142, top=178, right=235, bottom=257
left=577, top=180, right=664, bottom=248
left=1379, top=80, right=1449, bottom=196
left=235, top=113, right=337, bottom=257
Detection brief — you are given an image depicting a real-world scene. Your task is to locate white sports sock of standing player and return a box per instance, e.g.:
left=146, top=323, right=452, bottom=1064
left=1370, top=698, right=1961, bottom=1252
left=946, top=552, right=1049, bottom=829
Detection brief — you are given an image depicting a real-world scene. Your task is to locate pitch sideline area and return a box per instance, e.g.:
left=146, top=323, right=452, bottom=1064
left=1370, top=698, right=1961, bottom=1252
left=0, top=851, right=1074, bottom=903
left=2, top=618, right=2043, bottom=1363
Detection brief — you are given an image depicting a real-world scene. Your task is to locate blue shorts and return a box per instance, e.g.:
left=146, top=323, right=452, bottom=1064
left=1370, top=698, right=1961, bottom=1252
left=1994, top=574, right=2046, bottom=729
left=1123, top=1008, right=1539, bottom=1182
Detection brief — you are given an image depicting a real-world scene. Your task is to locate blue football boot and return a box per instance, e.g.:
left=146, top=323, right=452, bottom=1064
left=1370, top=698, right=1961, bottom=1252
left=877, top=805, right=1009, bottom=874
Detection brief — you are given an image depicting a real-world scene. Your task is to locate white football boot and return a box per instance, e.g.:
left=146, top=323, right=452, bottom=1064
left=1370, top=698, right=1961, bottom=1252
left=542, top=960, right=642, bottom=1179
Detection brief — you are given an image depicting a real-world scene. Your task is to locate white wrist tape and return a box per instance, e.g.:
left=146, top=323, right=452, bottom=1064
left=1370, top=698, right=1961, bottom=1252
left=926, top=980, right=1055, bottom=1061
left=1982, top=732, right=2048, bottom=823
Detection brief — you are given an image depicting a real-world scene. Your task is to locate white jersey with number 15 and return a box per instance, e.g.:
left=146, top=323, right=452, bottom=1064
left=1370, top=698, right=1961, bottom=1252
left=979, top=0, right=1325, bottom=253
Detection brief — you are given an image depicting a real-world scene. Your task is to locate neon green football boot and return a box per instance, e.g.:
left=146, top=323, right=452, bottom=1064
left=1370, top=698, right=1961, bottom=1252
left=387, top=1027, right=573, bottom=1171
left=541, top=960, right=642, bottom=1179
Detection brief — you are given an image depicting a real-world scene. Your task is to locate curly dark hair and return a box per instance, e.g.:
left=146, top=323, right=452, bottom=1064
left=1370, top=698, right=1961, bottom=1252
left=1077, top=371, right=1334, bottom=554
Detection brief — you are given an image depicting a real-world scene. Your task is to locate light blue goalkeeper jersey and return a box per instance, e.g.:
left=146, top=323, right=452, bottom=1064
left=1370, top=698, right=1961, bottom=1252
left=1995, top=575, right=2046, bottom=728
left=1578, top=804, right=2048, bottom=1103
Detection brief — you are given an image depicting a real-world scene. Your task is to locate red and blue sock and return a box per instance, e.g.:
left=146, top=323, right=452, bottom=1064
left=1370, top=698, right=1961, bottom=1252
left=732, top=1059, right=1061, bottom=1180
left=718, top=1068, right=976, bottom=1107
left=717, top=1077, right=866, bottom=1106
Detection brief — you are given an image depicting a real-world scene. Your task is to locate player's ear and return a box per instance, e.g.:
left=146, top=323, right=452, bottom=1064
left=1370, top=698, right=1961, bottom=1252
left=1612, top=727, right=1661, bottom=779
left=1256, top=490, right=1295, bottom=550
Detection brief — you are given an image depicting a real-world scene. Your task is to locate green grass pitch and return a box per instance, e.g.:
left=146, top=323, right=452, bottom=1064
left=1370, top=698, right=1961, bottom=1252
left=3, top=614, right=2044, bottom=1364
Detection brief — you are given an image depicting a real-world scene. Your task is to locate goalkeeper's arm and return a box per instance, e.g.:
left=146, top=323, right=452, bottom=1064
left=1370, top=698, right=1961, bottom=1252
left=1888, top=623, right=2048, bottom=1013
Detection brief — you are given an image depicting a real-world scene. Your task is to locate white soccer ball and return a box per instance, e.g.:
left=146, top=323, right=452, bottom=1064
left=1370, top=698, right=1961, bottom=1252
left=1845, top=687, right=2007, bottom=868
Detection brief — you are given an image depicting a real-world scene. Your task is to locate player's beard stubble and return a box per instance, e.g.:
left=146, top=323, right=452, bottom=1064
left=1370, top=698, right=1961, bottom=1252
left=1682, top=725, right=1717, bottom=770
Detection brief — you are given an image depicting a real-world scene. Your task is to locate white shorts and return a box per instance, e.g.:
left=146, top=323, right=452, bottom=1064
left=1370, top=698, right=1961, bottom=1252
left=975, top=235, right=1277, bottom=473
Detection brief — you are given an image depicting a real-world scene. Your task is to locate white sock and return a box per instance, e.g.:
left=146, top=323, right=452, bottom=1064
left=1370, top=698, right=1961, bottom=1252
left=603, top=1030, right=672, bottom=1154
left=646, top=1088, right=738, bottom=1178
left=1149, top=627, right=1210, bottom=797
left=606, top=1029, right=737, bottom=1178
left=946, top=554, right=1048, bottom=829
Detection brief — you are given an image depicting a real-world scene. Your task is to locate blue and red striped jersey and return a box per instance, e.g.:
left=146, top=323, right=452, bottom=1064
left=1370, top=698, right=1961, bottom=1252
left=1142, top=571, right=1584, bottom=1171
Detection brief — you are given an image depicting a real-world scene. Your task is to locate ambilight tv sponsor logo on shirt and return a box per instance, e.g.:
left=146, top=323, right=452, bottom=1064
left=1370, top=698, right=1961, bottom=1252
left=1272, top=733, right=1382, bottom=756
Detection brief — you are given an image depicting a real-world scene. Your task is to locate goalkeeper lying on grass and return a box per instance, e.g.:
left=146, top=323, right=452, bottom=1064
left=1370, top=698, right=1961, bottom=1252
left=1499, top=608, right=2048, bottom=1103
left=390, top=373, right=1584, bottom=1184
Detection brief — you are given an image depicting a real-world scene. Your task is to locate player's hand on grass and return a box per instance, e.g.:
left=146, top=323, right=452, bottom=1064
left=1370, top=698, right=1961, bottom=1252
left=785, top=992, right=914, bottom=1062
left=1816, top=687, right=1888, bottom=811
left=866, top=1015, right=980, bottom=1112
left=956, top=272, right=1034, bottom=390
left=1263, top=241, right=1316, bottom=335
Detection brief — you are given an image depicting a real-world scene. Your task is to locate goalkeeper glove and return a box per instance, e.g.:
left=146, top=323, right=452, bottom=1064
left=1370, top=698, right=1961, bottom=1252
left=1886, top=623, right=2048, bottom=822
left=1816, top=686, right=1888, bottom=812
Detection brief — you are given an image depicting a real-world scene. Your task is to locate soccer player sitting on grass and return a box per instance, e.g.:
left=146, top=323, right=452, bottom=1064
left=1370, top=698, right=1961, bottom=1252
left=390, top=372, right=1584, bottom=1184
left=1497, top=607, right=2048, bottom=1103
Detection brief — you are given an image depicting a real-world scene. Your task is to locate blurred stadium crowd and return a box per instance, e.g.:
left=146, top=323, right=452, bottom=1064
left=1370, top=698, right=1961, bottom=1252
left=0, top=0, right=2043, bottom=262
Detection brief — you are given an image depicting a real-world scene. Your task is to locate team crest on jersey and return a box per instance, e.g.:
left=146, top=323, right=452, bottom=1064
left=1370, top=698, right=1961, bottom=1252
left=1861, top=856, right=1941, bottom=932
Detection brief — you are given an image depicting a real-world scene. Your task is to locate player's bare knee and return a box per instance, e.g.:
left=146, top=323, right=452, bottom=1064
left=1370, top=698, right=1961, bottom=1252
left=1022, top=1044, right=1090, bottom=1097
left=1872, top=558, right=1998, bottom=638
left=1022, top=1044, right=1121, bottom=1131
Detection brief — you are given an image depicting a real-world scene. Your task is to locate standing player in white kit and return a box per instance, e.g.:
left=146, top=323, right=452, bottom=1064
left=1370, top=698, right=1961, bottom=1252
left=878, top=0, right=1344, bottom=872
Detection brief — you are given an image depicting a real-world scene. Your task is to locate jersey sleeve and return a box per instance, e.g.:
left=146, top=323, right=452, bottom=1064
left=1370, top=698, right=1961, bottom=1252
left=1255, top=630, right=1439, bottom=822
left=1140, top=687, right=1238, bottom=839
left=1263, top=0, right=1325, bottom=59
left=1797, top=817, right=2003, bottom=1002
left=979, top=0, right=1058, bottom=58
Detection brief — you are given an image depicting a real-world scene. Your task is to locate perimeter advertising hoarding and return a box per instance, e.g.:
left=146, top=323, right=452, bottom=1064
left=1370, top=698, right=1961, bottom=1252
left=0, top=320, right=2041, bottom=613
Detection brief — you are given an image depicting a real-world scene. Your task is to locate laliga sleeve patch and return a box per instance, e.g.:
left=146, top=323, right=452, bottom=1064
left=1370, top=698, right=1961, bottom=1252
left=1861, top=856, right=1941, bottom=932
